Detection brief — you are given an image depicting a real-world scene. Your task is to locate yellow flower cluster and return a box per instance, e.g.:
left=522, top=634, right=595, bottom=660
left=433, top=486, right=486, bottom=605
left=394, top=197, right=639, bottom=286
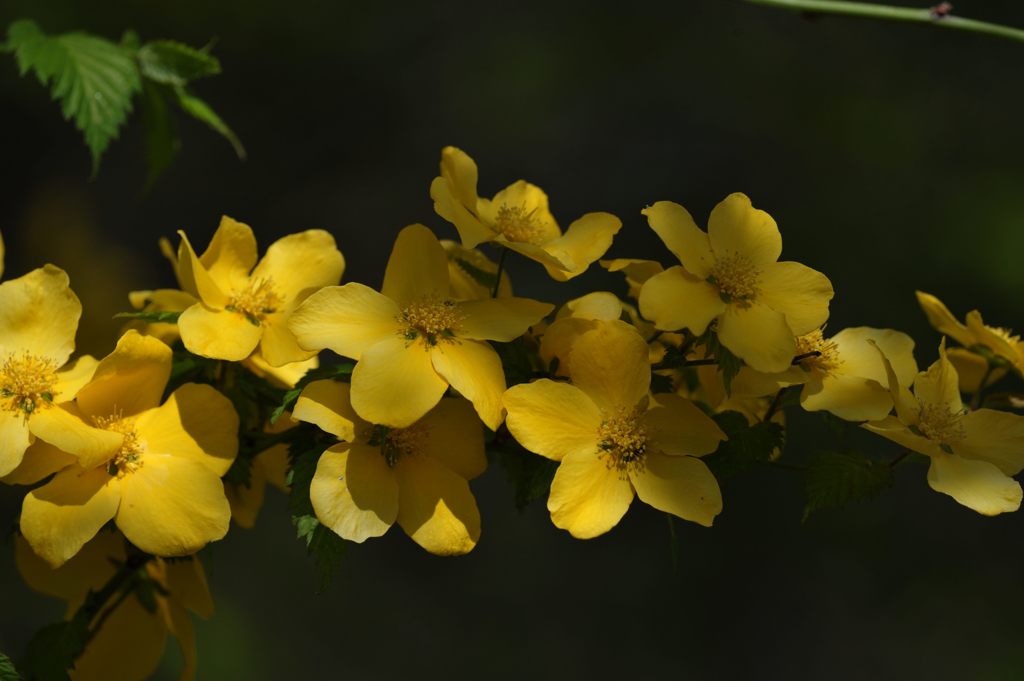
left=4, top=147, right=1023, bottom=680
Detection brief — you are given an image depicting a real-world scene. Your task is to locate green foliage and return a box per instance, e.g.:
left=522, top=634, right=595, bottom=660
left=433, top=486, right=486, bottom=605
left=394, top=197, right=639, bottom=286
left=492, top=438, right=558, bottom=510
left=803, top=450, right=894, bottom=520
left=297, top=518, right=347, bottom=592
left=7, top=19, right=141, bottom=173
left=140, top=81, right=179, bottom=189
left=453, top=257, right=498, bottom=291
left=0, top=654, right=20, bottom=681
left=113, top=310, right=182, bottom=324
left=707, top=333, right=744, bottom=396
left=703, top=410, right=785, bottom=479
left=20, top=611, right=90, bottom=681
left=137, top=40, right=220, bottom=85
left=492, top=338, right=536, bottom=387
left=271, top=362, right=355, bottom=425
left=170, top=85, right=245, bottom=159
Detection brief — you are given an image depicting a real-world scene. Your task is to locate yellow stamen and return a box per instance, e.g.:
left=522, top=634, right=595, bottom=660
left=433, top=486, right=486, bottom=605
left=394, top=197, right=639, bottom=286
left=493, top=204, right=547, bottom=244
left=916, top=403, right=966, bottom=450
left=94, top=414, right=145, bottom=477
left=370, top=423, right=427, bottom=467
left=0, top=352, right=59, bottom=419
left=708, top=253, right=760, bottom=305
left=795, top=329, right=843, bottom=374
left=597, top=406, right=648, bottom=476
left=398, top=294, right=463, bottom=346
left=226, top=278, right=281, bottom=326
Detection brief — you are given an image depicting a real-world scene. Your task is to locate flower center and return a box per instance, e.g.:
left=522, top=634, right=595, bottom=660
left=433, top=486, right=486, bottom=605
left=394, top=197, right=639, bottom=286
left=493, top=203, right=546, bottom=244
left=369, top=423, right=426, bottom=467
left=915, top=403, right=966, bottom=451
left=94, top=414, right=145, bottom=477
left=990, top=325, right=1020, bottom=346
left=226, top=278, right=281, bottom=326
left=0, top=352, right=58, bottom=419
left=707, top=254, right=760, bottom=305
left=398, top=295, right=463, bottom=346
left=597, top=407, right=648, bottom=475
left=795, top=329, right=843, bottom=375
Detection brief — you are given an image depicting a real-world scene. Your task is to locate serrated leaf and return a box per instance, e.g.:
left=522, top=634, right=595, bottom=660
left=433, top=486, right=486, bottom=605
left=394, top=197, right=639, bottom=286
left=803, top=450, right=894, bottom=520
left=302, top=519, right=346, bottom=591
left=20, top=614, right=89, bottom=681
left=707, top=333, right=744, bottom=396
left=140, top=81, right=179, bottom=189
left=138, top=40, right=220, bottom=85
left=7, top=19, right=142, bottom=172
left=171, top=85, right=245, bottom=159
left=270, top=363, right=354, bottom=425
left=113, top=309, right=181, bottom=324
left=0, top=653, right=20, bottom=681
left=703, top=410, right=785, bottom=479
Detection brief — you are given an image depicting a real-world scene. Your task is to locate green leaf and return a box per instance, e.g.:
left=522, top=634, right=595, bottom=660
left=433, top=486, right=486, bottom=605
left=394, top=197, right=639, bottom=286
left=708, top=333, right=744, bottom=396
left=270, top=363, right=354, bottom=425
left=20, top=613, right=89, bottom=681
left=137, top=40, right=220, bottom=85
left=171, top=85, right=245, bottom=159
left=803, top=450, right=894, bottom=520
left=452, top=256, right=498, bottom=291
left=140, top=81, right=179, bottom=189
left=294, top=517, right=346, bottom=592
left=492, top=338, right=535, bottom=388
left=491, top=440, right=558, bottom=510
left=0, top=653, right=20, bottom=681
left=113, top=309, right=181, bottom=324
left=703, top=410, right=785, bottom=479
left=7, top=19, right=142, bottom=173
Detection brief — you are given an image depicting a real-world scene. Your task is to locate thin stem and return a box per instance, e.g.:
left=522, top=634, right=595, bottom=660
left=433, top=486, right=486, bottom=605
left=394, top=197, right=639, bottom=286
left=889, top=449, right=913, bottom=467
left=491, top=247, right=508, bottom=298
left=79, top=550, right=155, bottom=647
left=763, top=385, right=792, bottom=422
left=743, top=0, right=1024, bottom=44
left=970, top=364, right=996, bottom=410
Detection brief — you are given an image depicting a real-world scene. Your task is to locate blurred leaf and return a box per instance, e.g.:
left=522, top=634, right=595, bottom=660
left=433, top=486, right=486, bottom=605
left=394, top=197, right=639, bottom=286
left=707, top=333, right=743, bottom=396
left=138, top=40, right=220, bottom=85
left=803, top=450, right=894, bottom=520
left=113, top=309, right=181, bottom=324
left=492, top=439, right=558, bottom=510
left=20, top=612, right=90, bottom=681
left=703, top=410, right=784, bottom=479
left=271, top=363, right=354, bottom=425
left=492, top=338, right=535, bottom=387
left=0, top=653, right=20, bottom=681
left=453, top=257, right=498, bottom=291
left=7, top=19, right=141, bottom=173
left=288, top=429, right=346, bottom=591
left=140, top=81, right=179, bottom=189
left=171, top=85, right=245, bottom=159
left=296, top=518, right=346, bottom=592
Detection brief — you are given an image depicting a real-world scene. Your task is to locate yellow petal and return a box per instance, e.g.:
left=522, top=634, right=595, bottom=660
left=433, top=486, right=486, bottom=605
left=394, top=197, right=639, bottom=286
left=164, top=556, right=214, bottom=618
left=958, top=408, right=1024, bottom=476
left=179, top=302, right=263, bottom=361
left=504, top=380, right=601, bottom=462
left=162, top=601, right=199, bottom=681
left=431, top=147, right=494, bottom=249
left=630, top=452, right=722, bottom=526
left=717, top=302, right=796, bottom=373
left=430, top=339, right=506, bottom=430
left=501, top=238, right=572, bottom=271
left=641, top=201, right=714, bottom=277
left=311, top=444, right=398, bottom=543
left=351, top=336, right=448, bottom=428
left=226, top=463, right=265, bottom=530
left=831, top=327, right=917, bottom=387
left=478, top=180, right=561, bottom=244
left=0, top=231, right=4, bottom=278
left=418, top=398, right=487, bottom=479
left=862, top=416, right=943, bottom=458
left=76, top=331, right=172, bottom=419
left=258, top=318, right=317, bottom=367
left=707, top=193, right=782, bottom=265
left=456, top=297, right=552, bottom=342
left=251, top=229, right=345, bottom=306
left=442, top=239, right=512, bottom=300
left=913, top=339, right=963, bottom=414
left=638, top=265, right=725, bottom=334
left=29, top=404, right=124, bottom=470
left=15, top=529, right=123, bottom=600
left=197, top=215, right=258, bottom=293
left=71, top=593, right=167, bottom=681
left=645, top=394, right=726, bottom=456
left=800, top=373, right=894, bottom=422
left=547, top=449, right=634, bottom=539
left=135, top=383, right=239, bottom=477
left=538, top=316, right=596, bottom=376
left=382, top=225, right=450, bottom=306
left=0, top=264, right=81, bottom=365
left=568, top=320, right=650, bottom=411
left=947, top=347, right=1004, bottom=393
left=915, top=291, right=972, bottom=347
left=175, top=232, right=228, bottom=307
left=0, top=410, right=32, bottom=477
left=293, top=379, right=362, bottom=440
left=243, top=352, right=318, bottom=389
left=926, top=452, right=1022, bottom=516
left=966, top=310, right=1020, bottom=364
left=395, top=454, right=481, bottom=555
left=22, top=465, right=122, bottom=567
left=125, top=289, right=197, bottom=346
left=600, top=258, right=665, bottom=299
left=117, top=454, right=231, bottom=557
left=757, top=261, right=834, bottom=336
left=868, top=340, right=918, bottom=425
left=439, top=146, right=480, bottom=211
left=1, top=437, right=76, bottom=485
left=53, top=355, right=100, bottom=400
left=541, top=212, right=622, bottom=281
left=562, top=292, right=622, bottom=321
left=289, top=283, right=401, bottom=359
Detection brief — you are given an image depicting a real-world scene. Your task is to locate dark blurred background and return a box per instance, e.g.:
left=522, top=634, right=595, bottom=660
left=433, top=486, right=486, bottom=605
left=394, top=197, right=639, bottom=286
left=2, top=1, right=1024, bottom=678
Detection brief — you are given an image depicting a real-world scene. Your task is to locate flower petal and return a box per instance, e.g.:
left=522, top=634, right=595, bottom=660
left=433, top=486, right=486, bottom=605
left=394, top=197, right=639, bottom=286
left=707, top=193, right=782, bottom=265
left=966, top=310, right=1020, bottom=364
left=72, top=591, right=167, bottom=681
left=288, top=283, right=401, bottom=359
left=541, top=212, right=622, bottom=281
left=175, top=232, right=229, bottom=307
left=21, top=465, right=121, bottom=567
left=456, top=297, right=553, bottom=342
left=831, top=327, right=917, bottom=387
left=478, top=180, right=561, bottom=244
left=197, top=215, right=258, bottom=293
left=869, top=340, right=918, bottom=425
left=0, top=411, right=32, bottom=477
left=258, top=318, right=317, bottom=367
left=947, top=347, right=1004, bottom=393
left=117, top=454, right=231, bottom=557
left=1, top=438, right=76, bottom=485
left=547, top=449, right=634, bottom=539
left=958, top=408, right=1024, bottom=476
left=915, top=291, right=972, bottom=347
left=757, top=261, right=834, bottom=336
left=15, top=529, right=123, bottom=600
left=29, top=404, right=124, bottom=470
left=862, top=416, right=944, bottom=458
left=418, top=398, right=487, bottom=479
left=351, top=336, right=448, bottom=428
left=641, top=201, right=714, bottom=277
left=638, top=265, right=725, bottom=335
left=927, top=453, right=1022, bottom=516
left=0, top=265, right=81, bottom=365
left=717, top=302, right=796, bottom=373
left=76, top=331, right=171, bottom=420
left=503, top=380, right=601, bottom=462
left=382, top=224, right=450, bottom=306
left=645, top=394, right=726, bottom=456
left=800, top=373, right=894, bottom=422
left=601, top=258, right=665, bottom=299
left=164, top=556, right=214, bottom=618
left=53, top=355, right=100, bottom=400
left=311, top=444, right=398, bottom=543
left=293, top=379, right=362, bottom=440
left=162, top=600, right=199, bottom=681
left=251, top=229, right=346, bottom=308
left=430, top=339, right=506, bottom=430
left=630, top=452, right=722, bottom=527
left=563, top=292, right=623, bottom=321
left=568, top=320, right=650, bottom=411
left=178, top=303, right=262, bottom=361
left=134, top=383, right=240, bottom=477
left=431, top=147, right=494, bottom=249
left=913, top=340, right=963, bottom=414
left=395, top=454, right=481, bottom=555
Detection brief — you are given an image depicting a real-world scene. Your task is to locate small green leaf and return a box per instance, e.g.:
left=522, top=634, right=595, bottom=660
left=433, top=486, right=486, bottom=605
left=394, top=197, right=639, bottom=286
left=452, top=257, right=498, bottom=291
left=113, top=310, right=182, bottom=324
left=492, top=338, right=535, bottom=388
left=294, top=517, right=346, bottom=592
left=140, top=81, right=179, bottom=189
left=703, top=410, right=785, bottom=479
left=803, top=450, right=894, bottom=520
left=20, top=614, right=89, bottom=681
left=271, top=363, right=354, bottom=424
left=0, top=653, right=20, bottom=681
left=492, top=440, right=558, bottom=510
left=709, top=334, right=744, bottom=396
left=171, top=85, right=245, bottom=159
left=138, top=40, right=220, bottom=85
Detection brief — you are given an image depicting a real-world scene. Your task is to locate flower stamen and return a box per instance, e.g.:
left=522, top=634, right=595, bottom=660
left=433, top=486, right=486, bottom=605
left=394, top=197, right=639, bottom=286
left=597, top=407, right=648, bottom=477
left=369, top=423, right=427, bottom=467
left=226, top=278, right=281, bottom=326
left=398, top=294, right=463, bottom=346
left=94, top=413, right=145, bottom=477
left=0, top=352, right=59, bottom=419
left=493, top=204, right=547, bottom=245
left=795, top=329, right=843, bottom=374
left=707, top=254, right=760, bottom=305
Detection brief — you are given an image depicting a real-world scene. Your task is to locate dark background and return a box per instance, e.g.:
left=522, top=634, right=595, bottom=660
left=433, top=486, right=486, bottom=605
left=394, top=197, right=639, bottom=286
left=2, top=1, right=1024, bottom=678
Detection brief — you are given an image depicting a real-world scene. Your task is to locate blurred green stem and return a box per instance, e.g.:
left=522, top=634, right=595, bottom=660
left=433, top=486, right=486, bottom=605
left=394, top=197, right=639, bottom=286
left=744, top=0, right=1024, bottom=44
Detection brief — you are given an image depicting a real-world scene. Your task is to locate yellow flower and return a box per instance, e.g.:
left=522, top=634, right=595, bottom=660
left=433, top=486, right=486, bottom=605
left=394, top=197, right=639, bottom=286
left=430, top=146, right=622, bottom=281
left=125, top=288, right=199, bottom=345
left=16, top=530, right=212, bottom=681
left=864, top=339, right=1024, bottom=515
left=288, top=224, right=552, bottom=429
left=793, top=327, right=918, bottom=422
left=916, top=291, right=1023, bottom=390
left=503, top=320, right=726, bottom=538
left=20, top=331, right=239, bottom=566
left=441, top=239, right=513, bottom=299
left=638, top=194, right=834, bottom=373
left=601, top=258, right=665, bottom=300
left=293, top=379, right=486, bottom=555
left=176, top=216, right=345, bottom=363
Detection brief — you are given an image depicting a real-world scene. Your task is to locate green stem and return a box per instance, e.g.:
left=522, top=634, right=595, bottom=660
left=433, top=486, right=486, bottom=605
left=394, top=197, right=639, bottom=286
left=970, top=363, right=996, bottom=410
left=743, top=0, right=1024, bottom=44
left=491, top=247, right=508, bottom=298
left=80, top=550, right=155, bottom=646
left=889, top=448, right=913, bottom=467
